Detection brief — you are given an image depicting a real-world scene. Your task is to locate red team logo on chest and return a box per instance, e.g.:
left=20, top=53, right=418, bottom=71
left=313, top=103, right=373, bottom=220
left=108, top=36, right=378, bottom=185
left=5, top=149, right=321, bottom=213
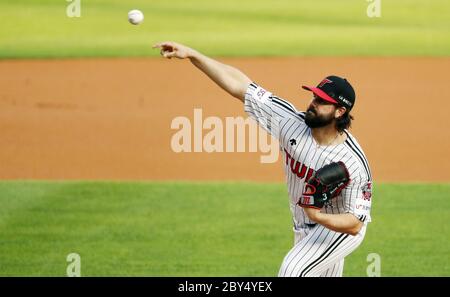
left=284, top=148, right=315, bottom=181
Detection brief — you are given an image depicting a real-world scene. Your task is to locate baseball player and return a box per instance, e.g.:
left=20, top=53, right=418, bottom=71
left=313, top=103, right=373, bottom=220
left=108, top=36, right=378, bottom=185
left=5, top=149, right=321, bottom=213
left=154, top=42, right=372, bottom=277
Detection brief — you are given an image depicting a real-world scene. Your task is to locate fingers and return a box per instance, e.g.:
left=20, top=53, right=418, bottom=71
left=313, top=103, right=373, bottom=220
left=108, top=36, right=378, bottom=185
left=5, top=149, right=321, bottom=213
left=158, top=47, right=177, bottom=59
left=152, top=42, right=164, bottom=49
left=154, top=41, right=176, bottom=59
left=159, top=46, right=175, bottom=57
left=152, top=41, right=174, bottom=49
left=163, top=51, right=176, bottom=59
left=153, top=41, right=184, bottom=59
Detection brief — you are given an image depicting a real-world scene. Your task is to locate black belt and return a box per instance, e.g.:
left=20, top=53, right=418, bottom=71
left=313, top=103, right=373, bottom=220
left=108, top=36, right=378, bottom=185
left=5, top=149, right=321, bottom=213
left=305, top=223, right=317, bottom=228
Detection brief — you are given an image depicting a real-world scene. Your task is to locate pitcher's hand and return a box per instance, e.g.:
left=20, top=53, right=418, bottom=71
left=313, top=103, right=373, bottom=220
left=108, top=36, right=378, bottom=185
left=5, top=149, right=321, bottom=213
left=153, top=41, right=194, bottom=59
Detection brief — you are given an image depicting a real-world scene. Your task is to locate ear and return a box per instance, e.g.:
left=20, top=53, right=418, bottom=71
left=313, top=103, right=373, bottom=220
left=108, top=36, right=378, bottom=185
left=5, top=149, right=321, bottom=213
left=335, top=106, right=347, bottom=119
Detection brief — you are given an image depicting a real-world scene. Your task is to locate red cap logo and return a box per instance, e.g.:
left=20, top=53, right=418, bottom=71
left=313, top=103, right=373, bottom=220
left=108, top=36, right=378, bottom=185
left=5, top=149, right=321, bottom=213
left=318, top=79, right=333, bottom=88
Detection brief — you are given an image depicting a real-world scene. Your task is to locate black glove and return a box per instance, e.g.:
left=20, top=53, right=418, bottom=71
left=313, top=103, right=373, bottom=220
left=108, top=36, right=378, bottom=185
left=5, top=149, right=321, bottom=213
left=297, top=161, right=350, bottom=209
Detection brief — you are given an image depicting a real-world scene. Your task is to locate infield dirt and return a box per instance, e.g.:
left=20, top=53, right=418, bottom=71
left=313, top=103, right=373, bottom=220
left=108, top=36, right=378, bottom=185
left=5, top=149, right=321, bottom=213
left=1, top=57, right=448, bottom=182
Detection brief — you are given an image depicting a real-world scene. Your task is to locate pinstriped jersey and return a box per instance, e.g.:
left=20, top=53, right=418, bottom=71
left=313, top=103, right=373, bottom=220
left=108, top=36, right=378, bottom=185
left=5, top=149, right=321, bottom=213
left=244, top=83, right=373, bottom=230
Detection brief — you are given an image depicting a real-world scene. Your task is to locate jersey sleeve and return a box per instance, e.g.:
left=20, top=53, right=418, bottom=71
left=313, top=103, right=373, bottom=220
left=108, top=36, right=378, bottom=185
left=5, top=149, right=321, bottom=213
left=244, top=82, right=304, bottom=140
left=341, top=171, right=373, bottom=223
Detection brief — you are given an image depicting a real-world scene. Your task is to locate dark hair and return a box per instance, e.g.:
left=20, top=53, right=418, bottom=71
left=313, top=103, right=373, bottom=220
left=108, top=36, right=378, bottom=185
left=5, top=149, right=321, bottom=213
left=336, top=110, right=353, bottom=132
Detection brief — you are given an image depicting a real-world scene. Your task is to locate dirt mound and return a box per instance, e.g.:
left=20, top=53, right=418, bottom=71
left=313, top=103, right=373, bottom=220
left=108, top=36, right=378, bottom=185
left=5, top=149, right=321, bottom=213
left=0, top=57, right=449, bottom=182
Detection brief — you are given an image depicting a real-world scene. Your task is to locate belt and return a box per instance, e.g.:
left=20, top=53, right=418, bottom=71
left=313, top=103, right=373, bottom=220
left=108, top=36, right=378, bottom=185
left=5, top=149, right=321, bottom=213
left=305, top=223, right=317, bottom=228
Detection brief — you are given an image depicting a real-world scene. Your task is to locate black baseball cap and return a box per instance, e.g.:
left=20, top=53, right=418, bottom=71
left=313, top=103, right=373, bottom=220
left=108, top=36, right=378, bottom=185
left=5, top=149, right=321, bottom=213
left=302, top=75, right=356, bottom=110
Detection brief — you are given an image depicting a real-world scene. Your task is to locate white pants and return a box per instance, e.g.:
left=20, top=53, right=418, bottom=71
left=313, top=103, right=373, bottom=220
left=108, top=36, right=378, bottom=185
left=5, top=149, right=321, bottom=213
left=278, top=224, right=366, bottom=277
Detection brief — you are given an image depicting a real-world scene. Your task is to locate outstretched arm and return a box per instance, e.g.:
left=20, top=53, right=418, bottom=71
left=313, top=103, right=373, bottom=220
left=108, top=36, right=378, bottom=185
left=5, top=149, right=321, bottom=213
left=153, top=41, right=252, bottom=102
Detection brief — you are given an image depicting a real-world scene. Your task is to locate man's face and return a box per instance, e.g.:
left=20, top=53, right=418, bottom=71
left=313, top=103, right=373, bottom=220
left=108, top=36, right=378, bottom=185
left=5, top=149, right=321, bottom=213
left=304, top=95, right=338, bottom=128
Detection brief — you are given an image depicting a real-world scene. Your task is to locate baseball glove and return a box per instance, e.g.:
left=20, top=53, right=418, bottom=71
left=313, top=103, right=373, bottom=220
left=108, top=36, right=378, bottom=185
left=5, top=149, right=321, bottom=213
left=297, top=161, right=350, bottom=209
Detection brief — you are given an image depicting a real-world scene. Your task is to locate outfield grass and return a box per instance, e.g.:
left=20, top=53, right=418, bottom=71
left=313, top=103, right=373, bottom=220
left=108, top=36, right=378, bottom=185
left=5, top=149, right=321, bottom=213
left=0, top=0, right=449, bottom=58
left=0, top=181, right=448, bottom=276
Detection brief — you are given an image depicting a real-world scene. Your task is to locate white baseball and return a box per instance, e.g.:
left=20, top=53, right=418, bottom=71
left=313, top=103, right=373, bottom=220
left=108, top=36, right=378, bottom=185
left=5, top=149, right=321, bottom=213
left=128, top=9, right=144, bottom=25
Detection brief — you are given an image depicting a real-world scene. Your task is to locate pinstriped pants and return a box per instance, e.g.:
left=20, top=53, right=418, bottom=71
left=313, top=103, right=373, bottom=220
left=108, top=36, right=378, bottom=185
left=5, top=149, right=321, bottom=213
left=278, top=224, right=366, bottom=277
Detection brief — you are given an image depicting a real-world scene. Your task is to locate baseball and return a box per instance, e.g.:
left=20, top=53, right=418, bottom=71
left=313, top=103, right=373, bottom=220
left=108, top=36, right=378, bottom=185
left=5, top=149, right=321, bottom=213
left=128, top=9, right=144, bottom=25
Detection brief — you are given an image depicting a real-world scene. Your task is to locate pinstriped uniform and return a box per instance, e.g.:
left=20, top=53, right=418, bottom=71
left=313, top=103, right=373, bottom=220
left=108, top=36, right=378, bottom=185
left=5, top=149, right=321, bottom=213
left=244, top=83, right=373, bottom=277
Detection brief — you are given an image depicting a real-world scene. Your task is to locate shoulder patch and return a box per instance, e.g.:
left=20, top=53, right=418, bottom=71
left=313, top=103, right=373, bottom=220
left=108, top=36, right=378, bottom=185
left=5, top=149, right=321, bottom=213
left=256, top=87, right=267, bottom=99
left=361, top=181, right=372, bottom=201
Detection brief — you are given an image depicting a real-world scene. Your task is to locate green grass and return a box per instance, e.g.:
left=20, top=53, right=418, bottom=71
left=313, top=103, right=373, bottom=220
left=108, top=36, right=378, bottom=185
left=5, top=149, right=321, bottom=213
left=0, top=0, right=449, bottom=58
left=0, top=181, right=449, bottom=276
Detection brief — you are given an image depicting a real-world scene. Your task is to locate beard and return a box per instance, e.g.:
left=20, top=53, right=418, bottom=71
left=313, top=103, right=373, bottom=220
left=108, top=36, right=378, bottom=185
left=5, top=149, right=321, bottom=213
left=304, top=107, right=335, bottom=128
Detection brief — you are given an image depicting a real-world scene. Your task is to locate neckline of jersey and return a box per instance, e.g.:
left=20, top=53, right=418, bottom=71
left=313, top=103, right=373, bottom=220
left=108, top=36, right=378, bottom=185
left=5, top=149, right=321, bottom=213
left=309, top=128, right=349, bottom=149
